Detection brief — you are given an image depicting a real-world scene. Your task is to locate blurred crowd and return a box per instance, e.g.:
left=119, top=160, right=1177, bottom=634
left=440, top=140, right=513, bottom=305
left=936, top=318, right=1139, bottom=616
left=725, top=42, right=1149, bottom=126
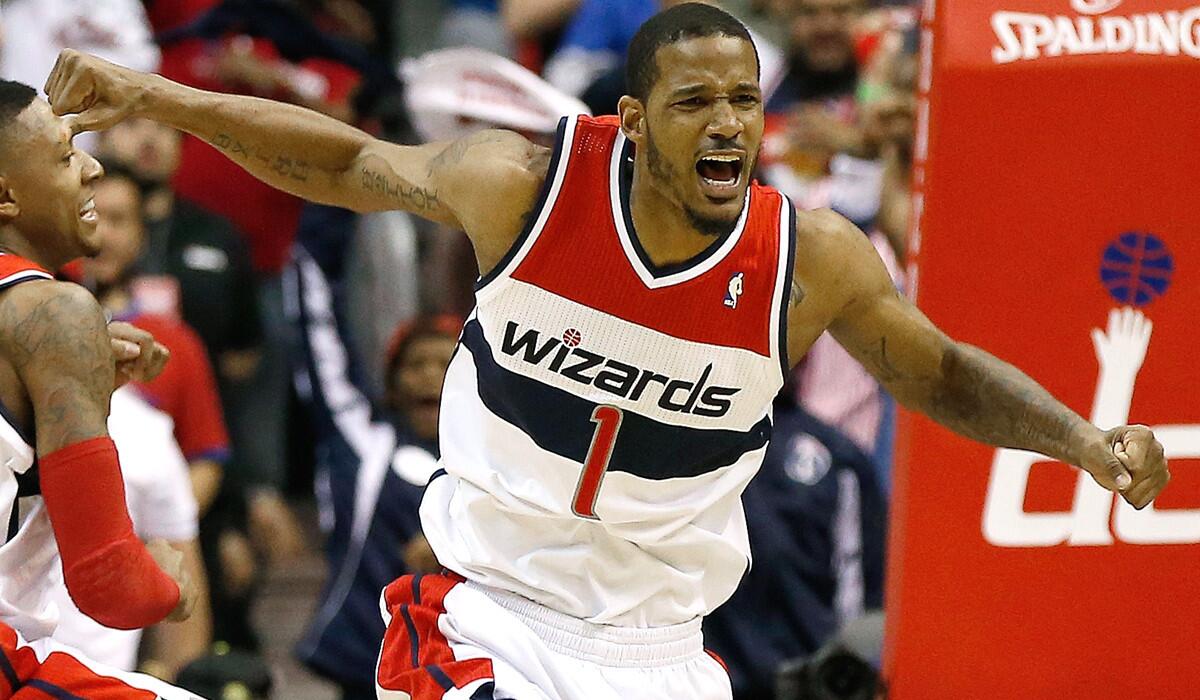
left=0, top=0, right=919, bottom=697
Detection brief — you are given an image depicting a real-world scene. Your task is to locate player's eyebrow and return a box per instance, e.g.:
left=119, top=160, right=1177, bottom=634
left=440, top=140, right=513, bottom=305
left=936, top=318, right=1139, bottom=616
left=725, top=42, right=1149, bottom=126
left=668, top=84, right=708, bottom=99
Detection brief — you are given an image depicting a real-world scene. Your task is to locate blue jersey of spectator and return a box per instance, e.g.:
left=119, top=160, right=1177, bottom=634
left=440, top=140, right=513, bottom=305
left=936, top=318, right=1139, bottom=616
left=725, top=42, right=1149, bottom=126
left=287, top=213, right=444, bottom=700
left=703, top=400, right=887, bottom=699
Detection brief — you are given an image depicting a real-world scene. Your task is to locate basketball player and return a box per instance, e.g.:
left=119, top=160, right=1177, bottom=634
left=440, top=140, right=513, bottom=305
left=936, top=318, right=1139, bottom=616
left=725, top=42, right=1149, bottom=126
left=44, top=5, right=1169, bottom=698
left=0, top=80, right=203, bottom=698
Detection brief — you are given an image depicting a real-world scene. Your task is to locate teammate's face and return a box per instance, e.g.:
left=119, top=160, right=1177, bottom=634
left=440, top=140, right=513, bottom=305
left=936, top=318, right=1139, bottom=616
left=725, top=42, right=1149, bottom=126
left=0, top=99, right=104, bottom=264
left=629, top=35, right=763, bottom=236
left=391, top=334, right=457, bottom=442
left=85, top=177, right=144, bottom=287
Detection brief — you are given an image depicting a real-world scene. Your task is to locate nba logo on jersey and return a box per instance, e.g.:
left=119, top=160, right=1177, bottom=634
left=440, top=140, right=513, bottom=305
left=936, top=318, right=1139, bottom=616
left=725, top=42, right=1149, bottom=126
left=724, top=272, right=744, bottom=309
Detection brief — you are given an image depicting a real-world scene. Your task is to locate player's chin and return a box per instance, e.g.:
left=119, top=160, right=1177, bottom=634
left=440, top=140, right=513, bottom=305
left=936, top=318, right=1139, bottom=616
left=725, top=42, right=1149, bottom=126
left=688, top=193, right=743, bottom=232
left=74, top=228, right=103, bottom=258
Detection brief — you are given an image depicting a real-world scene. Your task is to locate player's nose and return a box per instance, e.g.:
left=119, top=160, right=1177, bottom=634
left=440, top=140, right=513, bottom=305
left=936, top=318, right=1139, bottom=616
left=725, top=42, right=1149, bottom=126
left=79, top=150, right=104, bottom=183
left=706, top=100, right=743, bottom=141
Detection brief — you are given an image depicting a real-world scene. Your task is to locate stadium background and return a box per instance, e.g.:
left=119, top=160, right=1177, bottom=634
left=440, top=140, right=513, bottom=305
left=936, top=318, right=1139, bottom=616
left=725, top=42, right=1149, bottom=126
left=1, top=0, right=1194, bottom=697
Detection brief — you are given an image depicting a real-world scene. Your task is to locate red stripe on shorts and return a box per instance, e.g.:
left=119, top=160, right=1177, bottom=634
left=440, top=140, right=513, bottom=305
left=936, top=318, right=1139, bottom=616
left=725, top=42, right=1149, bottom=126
left=377, top=573, right=494, bottom=698
left=0, top=621, right=158, bottom=699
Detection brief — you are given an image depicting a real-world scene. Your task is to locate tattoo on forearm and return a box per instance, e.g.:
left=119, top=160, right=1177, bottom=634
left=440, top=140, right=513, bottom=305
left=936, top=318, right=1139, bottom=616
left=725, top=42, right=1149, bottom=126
left=359, top=167, right=440, bottom=212
left=925, top=343, right=1085, bottom=461
left=875, top=337, right=902, bottom=382
left=212, top=132, right=310, bottom=182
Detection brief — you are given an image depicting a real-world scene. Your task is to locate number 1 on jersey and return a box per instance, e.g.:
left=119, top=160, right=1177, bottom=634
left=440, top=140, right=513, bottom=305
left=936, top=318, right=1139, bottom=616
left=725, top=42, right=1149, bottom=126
left=572, top=405, right=623, bottom=519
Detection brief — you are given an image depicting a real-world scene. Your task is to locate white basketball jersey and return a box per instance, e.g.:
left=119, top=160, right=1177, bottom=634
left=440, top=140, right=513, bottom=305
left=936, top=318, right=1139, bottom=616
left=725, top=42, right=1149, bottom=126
left=421, top=116, right=797, bottom=627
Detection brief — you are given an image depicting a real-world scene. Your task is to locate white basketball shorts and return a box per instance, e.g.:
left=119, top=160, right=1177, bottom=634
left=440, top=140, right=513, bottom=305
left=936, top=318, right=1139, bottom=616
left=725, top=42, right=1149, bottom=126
left=374, top=572, right=732, bottom=700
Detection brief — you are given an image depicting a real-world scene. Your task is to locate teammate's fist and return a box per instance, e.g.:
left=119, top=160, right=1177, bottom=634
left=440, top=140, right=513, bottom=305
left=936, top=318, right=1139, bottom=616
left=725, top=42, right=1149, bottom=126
left=43, top=49, right=152, bottom=135
left=1080, top=424, right=1169, bottom=509
left=145, top=539, right=197, bottom=623
left=108, top=321, right=170, bottom=386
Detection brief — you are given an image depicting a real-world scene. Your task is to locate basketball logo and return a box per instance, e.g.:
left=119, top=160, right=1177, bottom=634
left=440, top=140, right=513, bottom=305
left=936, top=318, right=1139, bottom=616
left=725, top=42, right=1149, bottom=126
left=562, top=328, right=582, bottom=348
left=1099, top=232, right=1173, bottom=307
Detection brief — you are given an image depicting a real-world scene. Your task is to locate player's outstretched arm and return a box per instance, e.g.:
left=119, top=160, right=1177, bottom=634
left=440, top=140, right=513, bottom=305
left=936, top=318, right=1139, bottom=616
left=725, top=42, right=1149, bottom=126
left=43, top=50, right=548, bottom=263
left=0, top=281, right=195, bottom=628
left=797, top=210, right=1169, bottom=509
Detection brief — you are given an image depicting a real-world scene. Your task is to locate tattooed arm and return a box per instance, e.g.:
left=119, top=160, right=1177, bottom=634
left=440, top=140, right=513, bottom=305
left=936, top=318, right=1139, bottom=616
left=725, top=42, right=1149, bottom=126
left=795, top=210, right=1168, bottom=508
left=0, top=280, right=197, bottom=624
left=42, top=50, right=549, bottom=270
left=0, top=281, right=113, bottom=450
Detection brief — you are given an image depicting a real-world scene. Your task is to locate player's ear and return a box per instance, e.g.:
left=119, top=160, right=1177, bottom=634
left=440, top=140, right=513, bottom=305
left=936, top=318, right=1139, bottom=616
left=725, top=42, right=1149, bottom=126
left=0, top=178, right=19, bottom=221
left=618, top=96, right=646, bottom=146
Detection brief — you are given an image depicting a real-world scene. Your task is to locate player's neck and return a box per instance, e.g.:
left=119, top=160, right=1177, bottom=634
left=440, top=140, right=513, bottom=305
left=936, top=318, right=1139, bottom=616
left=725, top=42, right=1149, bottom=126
left=628, top=166, right=720, bottom=267
left=0, top=230, right=59, bottom=271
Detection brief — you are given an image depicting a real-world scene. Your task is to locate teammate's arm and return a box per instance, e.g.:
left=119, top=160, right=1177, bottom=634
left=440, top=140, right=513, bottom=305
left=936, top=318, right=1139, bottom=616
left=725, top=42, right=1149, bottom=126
left=796, top=210, right=1168, bottom=509
left=42, top=50, right=549, bottom=270
left=139, top=539, right=211, bottom=680
left=0, top=281, right=193, bottom=628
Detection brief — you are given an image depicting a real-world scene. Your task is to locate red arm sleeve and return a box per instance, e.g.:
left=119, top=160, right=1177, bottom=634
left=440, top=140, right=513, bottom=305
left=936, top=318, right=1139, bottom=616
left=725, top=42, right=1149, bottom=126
left=40, top=437, right=180, bottom=630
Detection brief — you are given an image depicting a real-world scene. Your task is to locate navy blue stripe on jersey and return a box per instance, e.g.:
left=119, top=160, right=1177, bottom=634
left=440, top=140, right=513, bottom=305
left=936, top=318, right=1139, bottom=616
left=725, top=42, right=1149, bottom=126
left=461, top=320, right=771, bottom=480
left=5, top=508, right=17, bottom=543
left=400, top=604, right=420, bottom=669
left=427, top=468, right=447, bottom=486
left=470, top=681, right=498, bottom=699
left=475, top=117, right=570, bottom=292
left=15, top=467, right=38, bottom=497
left=777, top=200, right=798, bottom=378
left=428, top=665, right=455, bottom=692
left=411, top=574, right=423, bottom=606
left=0, top=647, right=19, bottom=691
left=0, top=271, right=51, bottom=293
left=25, top=680, right=86, bottom=700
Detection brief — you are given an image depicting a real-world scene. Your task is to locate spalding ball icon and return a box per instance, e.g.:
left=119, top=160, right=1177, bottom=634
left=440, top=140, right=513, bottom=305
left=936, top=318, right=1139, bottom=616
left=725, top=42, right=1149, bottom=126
left=1100, top=232, right=1174, bottom=307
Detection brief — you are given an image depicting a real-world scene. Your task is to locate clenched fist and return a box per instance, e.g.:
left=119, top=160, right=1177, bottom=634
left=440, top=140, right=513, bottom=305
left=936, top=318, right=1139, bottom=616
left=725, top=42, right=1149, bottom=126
left=44, top=49, right=157, bottom=134
left=1079, top=424, right=1169, bottom=509
left=108, top=321, right=170, bottom=386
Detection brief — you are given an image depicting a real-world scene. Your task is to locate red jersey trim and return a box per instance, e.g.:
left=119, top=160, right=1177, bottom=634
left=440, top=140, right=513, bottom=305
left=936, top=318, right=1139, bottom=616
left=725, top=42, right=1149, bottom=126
left=475, top=116, right=577, bottom=292
left=0, top=253, right=52, bottom=292
left=608, top=131, right=752, bottom=289
left=507, top=115, right=787, bottom=357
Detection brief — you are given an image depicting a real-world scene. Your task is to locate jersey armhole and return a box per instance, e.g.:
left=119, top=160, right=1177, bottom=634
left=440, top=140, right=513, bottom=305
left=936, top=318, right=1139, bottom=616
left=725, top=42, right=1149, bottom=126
left=771, top=196, right=798, bottom=383
left=474, top=115, right=577, bottom=293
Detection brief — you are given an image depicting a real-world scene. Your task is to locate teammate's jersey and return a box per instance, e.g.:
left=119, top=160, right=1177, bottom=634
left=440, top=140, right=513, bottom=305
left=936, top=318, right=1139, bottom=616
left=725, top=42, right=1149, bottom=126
left=422, top=115, right=797, bottom=627
left=0, top=253, right=62, bottom=640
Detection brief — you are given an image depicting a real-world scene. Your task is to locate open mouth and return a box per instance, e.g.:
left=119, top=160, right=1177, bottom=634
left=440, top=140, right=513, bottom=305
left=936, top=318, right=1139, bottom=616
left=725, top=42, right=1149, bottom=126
left=695, top=153, right=744, bottom=199
left=79, top=197, right=97, bottom=224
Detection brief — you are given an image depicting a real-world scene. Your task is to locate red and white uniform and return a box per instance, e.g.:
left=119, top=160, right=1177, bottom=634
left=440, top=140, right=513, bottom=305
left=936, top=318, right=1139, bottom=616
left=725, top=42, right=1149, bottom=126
left=381, top=116, right=796, bottom=699
left=0, top=253, right=201, bottom=699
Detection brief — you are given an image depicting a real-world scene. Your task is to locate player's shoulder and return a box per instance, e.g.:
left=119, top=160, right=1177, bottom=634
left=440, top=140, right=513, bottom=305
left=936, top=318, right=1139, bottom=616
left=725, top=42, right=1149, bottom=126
left=0, top=278, right=103, bottom=328
left=793, top=208, right=872, bottom=270
left=790, top=208, right=890, bottom=302
left=433, top=129, right=551, bottom=189
left=795, top=207, right=861, bottom=244
left=0, top=279, right=109, bottom=364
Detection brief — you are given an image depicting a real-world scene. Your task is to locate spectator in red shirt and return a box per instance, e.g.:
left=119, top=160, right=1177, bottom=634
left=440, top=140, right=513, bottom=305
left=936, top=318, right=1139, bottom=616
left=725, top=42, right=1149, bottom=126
left=147, top=0, right=364, bottom=274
